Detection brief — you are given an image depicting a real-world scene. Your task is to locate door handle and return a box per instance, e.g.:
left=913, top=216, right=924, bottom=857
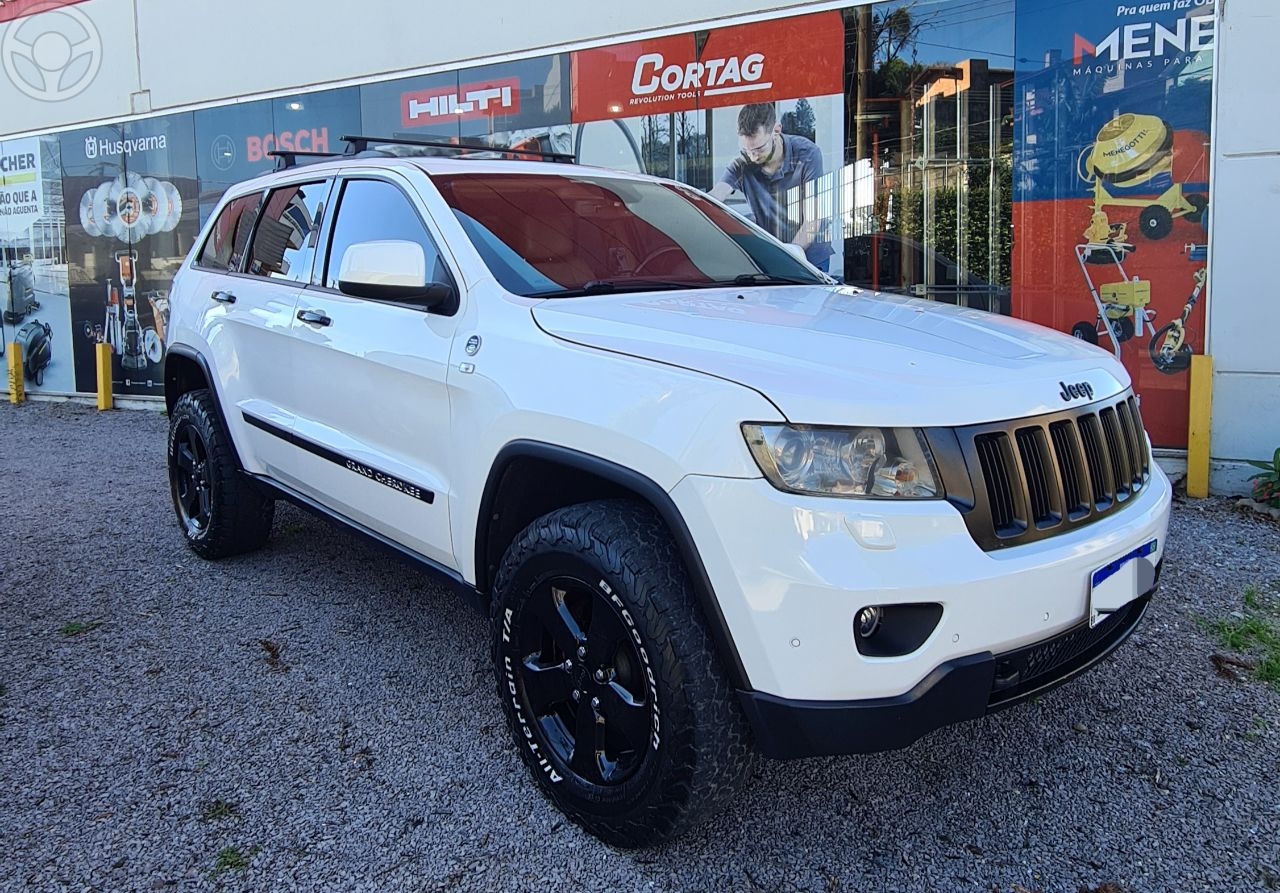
left=296, top=308, right=332, bottom=327
left=211, top=290, right=236, bottom=304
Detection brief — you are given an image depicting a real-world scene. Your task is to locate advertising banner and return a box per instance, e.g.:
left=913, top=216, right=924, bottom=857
left=571, top=12, right=844, bottom=122
left=0, top=138, right=43, bottom=238
left=0, top=135, right=72, bottom=394
left=360, top=54, right=569, bottom=157
left=0, top=0, right=88, bottom=23
left=570, top=12, right=845, bottom=274
left=1014, top=0, right=1215, bottom=448
left=60, top=113, right=200, bottom=397
left=194, top=87, right=361, bottom=224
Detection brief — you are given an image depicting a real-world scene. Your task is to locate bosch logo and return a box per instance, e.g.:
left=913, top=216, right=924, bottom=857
left=1059, top=381, right=1095, bottom=403
left=247, top=128, right=330, bottom=164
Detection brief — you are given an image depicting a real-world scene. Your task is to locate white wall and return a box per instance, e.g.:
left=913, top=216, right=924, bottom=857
left=1207, top=0, right=1280, bottom=493
left=0, top=0, right=824, bottom=137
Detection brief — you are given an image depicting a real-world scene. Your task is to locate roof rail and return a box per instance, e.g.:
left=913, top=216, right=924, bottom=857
left=267, top=149, right=344, bottom=171
left=339, top=134, right=576, bottom=164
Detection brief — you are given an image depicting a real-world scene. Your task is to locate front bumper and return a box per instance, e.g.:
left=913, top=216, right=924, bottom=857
left=740, top=585, right=1154, bottom=759
left=670, top=464, right=1171, bottom=702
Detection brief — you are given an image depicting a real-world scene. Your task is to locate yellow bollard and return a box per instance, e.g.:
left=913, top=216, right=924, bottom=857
left=1186, top=354, right=1213, bottom=498
left=96, top=342, right=114, bottom=411
left=7, top=341, right=24, bottom=404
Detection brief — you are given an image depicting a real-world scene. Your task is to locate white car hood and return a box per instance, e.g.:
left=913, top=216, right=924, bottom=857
left=531, top=286, right=1130, bottom=427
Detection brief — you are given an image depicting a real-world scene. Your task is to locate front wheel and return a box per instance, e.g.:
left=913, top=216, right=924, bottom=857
left=491, top=500, right=754, bottom=847
left=167, top=389, right=274, bottom=558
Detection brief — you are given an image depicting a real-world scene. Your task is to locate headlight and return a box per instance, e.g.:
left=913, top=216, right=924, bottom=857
left=741, top=424, right=941, bottom=498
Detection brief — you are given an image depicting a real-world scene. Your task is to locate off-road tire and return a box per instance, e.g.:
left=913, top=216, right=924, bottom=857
left=491, top=499, right=755, bottom=847
left=167, top=388, right=275, bottom=559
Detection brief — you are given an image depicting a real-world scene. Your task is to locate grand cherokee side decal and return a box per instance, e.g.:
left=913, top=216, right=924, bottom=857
left=242, top=412, right=434, bottom=504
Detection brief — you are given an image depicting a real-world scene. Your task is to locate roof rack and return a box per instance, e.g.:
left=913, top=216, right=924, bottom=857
left=340, top=134, right=576, bottom=164
left=267, top=149, right=344, bottom=171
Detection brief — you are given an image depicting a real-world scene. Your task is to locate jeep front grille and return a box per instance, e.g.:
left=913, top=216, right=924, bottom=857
left=926, top=392, right=1151, bottom=551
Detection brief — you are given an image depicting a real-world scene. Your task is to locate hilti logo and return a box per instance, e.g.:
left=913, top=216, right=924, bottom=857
left=402, top=77, right=520, bottom=126
left=246, top=128, right=331, bottom=163
left=631, top=52, right=770, bottom=101
left=1072, top=12, right=1214, bottom=65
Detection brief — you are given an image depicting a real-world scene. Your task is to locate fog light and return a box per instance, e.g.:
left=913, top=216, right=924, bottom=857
left=856, top=606, right=883, bottom=638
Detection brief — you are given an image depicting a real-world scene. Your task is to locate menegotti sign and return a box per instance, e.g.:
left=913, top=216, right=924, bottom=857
left=571, top=10, right=844, bottom=122
left=1072, top=10, right=1215, bottom=73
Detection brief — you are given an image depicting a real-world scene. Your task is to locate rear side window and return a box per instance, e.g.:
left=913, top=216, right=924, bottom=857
left=196, top=193, right=260, bottom=271
left=323, top=179, right=452, bottom=292
left=246, top=181, right=329, bottom=282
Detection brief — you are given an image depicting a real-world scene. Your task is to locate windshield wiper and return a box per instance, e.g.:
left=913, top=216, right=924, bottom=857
left=729, top=273, right=815, bottom=286
left=533, top=279, right=713, bottom=297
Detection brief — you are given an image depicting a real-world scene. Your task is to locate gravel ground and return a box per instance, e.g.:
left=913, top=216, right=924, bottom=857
left=1, top=399, right=1278, bottom=893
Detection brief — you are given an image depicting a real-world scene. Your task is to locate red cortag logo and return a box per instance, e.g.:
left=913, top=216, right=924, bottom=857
left=571, top=11, right=843, bottom=122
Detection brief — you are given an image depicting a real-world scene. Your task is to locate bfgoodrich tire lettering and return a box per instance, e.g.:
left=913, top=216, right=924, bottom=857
left=167, top=389, right=275, bottom=559
left=491, top=500, right=754, bottom=847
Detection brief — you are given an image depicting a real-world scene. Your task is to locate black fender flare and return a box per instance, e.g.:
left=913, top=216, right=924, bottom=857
left=164, top=344, right=248, bottom=471
left=476, top=440, right=753, bottom=691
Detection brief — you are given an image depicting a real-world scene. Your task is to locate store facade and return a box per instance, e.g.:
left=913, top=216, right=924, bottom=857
left=0, top=0, right=1268, bottom=490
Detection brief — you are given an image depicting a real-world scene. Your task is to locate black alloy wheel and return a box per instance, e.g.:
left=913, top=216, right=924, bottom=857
left=172, top=421, right=212, bottom=536
left=516, top=575, right=653, bottom=786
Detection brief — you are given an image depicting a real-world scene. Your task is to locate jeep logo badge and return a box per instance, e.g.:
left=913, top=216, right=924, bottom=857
left=1059, top=381, right=1095, bottom=402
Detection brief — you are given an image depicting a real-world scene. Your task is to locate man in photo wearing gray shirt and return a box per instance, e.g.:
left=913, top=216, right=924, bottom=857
left=709, top=102, right=833, bottom=271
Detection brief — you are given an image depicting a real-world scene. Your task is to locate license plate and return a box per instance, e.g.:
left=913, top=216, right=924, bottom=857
left=1089, top=539, right=1158, bottom=628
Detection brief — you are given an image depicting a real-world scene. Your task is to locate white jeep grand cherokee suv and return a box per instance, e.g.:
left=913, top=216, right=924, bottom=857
left=164, top=137, right=1171, bottom=847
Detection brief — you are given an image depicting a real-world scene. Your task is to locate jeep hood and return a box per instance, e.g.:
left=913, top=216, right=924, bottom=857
left=531, top=286, right=1129, bottom=427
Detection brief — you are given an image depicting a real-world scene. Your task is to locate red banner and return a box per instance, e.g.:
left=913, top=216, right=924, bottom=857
left=0, top=0, right=90, bottom=24
left=571, top=10, right=845, bottom=123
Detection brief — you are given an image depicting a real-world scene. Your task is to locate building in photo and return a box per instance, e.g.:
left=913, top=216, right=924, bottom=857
left=0, top=0, right=1275, bottom=494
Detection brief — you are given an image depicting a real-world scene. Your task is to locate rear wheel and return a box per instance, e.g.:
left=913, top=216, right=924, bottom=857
left=491, top=500, right=754, bottom=847
left=167, top=389, right=274, bottom=559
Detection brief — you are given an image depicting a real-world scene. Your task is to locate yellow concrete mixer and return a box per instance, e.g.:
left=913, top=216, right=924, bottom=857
left=1079, top=113, right=1207, bottom=240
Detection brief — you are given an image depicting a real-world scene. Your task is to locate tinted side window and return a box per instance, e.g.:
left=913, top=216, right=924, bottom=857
left=246, top=181, right=328, bottom=282
left=196, top=193, right=260, bottom=271
left=324, top=179, right=451, bottom=291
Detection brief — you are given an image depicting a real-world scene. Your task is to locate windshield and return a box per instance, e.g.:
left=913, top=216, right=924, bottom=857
left=433, top=172, right=826, bottom=297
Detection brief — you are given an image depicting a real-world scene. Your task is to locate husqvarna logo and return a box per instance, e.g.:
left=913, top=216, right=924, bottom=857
left=84, top=135, right=97, bottom=159
left=1060, top=381, right=1095, bottom=402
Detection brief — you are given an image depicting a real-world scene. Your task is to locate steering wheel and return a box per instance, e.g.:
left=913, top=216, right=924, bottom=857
left=632, top=246, right=685, bottom=276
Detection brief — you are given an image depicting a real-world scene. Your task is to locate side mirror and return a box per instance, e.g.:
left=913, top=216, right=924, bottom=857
left=337, top=240, right=455, bottom=309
